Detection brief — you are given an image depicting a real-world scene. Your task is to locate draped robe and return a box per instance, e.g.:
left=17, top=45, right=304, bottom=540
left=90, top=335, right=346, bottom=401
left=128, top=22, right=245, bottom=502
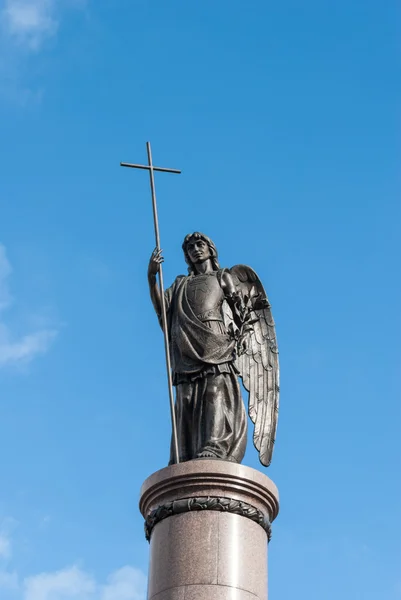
left=164, top=271, right=247, bottom=464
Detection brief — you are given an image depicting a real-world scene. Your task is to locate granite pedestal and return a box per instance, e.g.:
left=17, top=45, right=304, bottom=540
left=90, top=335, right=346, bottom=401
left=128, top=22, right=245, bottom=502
left=140, top=460, right=279, bottom=600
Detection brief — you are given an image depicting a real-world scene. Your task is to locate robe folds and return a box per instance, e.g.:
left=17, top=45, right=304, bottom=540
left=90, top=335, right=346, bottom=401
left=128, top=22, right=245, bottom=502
left=164, top=274, right=247, bottom=464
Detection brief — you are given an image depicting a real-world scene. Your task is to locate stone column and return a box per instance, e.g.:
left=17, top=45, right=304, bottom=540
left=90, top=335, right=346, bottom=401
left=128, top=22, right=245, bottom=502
left=139, top=459, right=279, bottom=600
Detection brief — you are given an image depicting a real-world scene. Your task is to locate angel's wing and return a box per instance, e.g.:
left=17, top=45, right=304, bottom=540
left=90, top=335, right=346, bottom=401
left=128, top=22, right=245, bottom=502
left=223, top=265, right=279, bottom=467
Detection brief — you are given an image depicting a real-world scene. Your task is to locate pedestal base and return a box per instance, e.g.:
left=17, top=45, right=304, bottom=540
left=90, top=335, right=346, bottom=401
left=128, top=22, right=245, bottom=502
left=140, top=460, right=279, bottom=600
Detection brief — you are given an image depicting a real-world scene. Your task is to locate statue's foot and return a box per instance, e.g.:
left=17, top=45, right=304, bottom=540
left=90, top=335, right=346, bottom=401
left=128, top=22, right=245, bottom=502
left=197, top=450, right=219, bottom=459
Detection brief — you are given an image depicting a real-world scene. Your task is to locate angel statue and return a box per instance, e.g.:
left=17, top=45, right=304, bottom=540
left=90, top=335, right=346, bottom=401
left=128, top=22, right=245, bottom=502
left=148, top=232, right=279, bottom=467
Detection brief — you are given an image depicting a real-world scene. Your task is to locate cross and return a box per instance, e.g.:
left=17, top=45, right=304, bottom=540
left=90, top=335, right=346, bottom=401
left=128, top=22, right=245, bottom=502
left=120, top=142, right=181, bottom=464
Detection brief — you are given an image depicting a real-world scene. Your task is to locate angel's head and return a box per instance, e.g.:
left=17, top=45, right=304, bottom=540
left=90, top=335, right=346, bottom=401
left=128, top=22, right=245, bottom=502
left=182, top=232, right=220, bottom=274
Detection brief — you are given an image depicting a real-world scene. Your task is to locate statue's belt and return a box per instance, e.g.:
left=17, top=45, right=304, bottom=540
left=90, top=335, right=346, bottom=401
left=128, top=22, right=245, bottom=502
left=196, top=308, right=223, bottom=322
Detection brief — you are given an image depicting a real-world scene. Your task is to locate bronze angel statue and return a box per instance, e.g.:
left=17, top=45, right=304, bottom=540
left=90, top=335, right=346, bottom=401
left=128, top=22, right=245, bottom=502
left=148, top=232, right=279, bottom=467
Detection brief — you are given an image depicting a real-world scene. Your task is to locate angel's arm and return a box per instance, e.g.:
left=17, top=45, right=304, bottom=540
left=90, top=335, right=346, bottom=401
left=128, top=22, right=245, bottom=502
left=148, top=248, right=163, bottom=318
left=221, top=270, right=252, bottom=332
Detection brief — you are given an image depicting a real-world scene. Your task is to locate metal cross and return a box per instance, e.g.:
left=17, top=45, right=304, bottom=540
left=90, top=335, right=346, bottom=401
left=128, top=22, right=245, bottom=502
left=120, top=142, right=181, bottom=464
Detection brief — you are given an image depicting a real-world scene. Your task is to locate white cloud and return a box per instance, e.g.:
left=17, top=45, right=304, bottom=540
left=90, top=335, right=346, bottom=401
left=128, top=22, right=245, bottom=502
left=0, top=244, right=58, bottom=368
left=0, top=524, right=147, bottom=600
left=24, top=566, right=96, bottom=600
left=0, top=326, right=57, bottom=367
left=0, top=0, right=87, bottom=101
left=100, top=567, right=147, bottom=600
left=0, top=531, right=18, bottom=593
left=0, top=565, right=146, bottom=600
left=0, top=0, right=85, bottom=50
left=1, top=0, right=58, bottom=49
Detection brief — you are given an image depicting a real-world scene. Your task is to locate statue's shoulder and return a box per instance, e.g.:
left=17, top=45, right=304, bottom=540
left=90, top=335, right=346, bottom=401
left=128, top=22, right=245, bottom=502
left=216, top=266, right=232, bottom=284
left=169, top=274, right=187, bottom=290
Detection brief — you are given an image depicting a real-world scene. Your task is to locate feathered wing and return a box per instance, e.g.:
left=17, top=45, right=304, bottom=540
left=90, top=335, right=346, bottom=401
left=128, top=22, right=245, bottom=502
left=223, top=265, right=279, bottom=467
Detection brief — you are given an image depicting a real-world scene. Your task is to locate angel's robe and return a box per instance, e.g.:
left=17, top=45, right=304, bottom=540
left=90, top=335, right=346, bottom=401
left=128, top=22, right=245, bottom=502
left=164, top=271, right=247, bottom=463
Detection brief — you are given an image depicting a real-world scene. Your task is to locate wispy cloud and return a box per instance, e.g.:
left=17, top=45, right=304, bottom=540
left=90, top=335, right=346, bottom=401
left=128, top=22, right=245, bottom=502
left=1, top=0, right=85, bottom=50
left=0, top=244, right=58, bottom=368
left=0, top=326, right=57, bottom=366
left=24, top=565, right=96, bottom=600
left=0, top=523, right=146, bottom=600
left=0, top=565, right=147, bottom=600
left=0, top=0, right=87, bottom=101
left=101, top=567, right=147, bottom=600
left=1, top=0, right=58, bottom=50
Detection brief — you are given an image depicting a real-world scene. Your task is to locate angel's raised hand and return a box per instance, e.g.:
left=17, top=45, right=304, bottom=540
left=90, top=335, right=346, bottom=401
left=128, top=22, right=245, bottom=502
left=148, top=248, right=164, bottom=277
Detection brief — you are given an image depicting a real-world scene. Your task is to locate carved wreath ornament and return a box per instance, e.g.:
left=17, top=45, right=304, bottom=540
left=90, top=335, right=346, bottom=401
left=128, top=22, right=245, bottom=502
left=144, top=496, right=272, bottom=542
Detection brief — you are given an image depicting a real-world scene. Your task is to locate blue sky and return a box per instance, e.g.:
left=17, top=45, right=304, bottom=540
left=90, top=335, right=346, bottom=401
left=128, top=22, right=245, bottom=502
left=0, top=1, right=400, bottom=598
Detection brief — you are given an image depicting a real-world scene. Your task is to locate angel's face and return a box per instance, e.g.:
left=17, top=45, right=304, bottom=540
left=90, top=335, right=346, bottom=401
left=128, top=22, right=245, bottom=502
left=186, top=237, right=211, bottom=264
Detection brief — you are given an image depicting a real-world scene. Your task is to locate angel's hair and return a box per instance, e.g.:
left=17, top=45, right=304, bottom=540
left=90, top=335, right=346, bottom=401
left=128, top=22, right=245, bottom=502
left=182, top=232, right=220, bottom=274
